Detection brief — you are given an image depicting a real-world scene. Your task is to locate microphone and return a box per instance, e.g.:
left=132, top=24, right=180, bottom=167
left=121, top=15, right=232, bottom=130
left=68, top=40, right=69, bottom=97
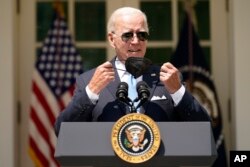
left=116, top=82, right=131, bottom=106
left=135, top=81, right=150, bottom=109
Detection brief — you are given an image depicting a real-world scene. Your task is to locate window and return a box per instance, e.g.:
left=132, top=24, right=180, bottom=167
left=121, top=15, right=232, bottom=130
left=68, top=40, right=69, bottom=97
left=36, top=0, right=106, bottom=72
left=140, top=0, right=211, bottom=70
left=36, top=0, right=211, bottom=71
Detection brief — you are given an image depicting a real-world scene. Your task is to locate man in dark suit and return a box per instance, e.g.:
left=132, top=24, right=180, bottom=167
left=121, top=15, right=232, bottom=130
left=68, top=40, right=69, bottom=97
left=54, top=7, right=210, bottom=136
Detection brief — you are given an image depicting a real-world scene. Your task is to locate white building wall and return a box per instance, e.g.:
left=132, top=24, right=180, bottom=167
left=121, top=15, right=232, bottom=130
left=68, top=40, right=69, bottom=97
left=230, top=0, right=250, bottom=149
left=0, top=0, right=17, bottom=167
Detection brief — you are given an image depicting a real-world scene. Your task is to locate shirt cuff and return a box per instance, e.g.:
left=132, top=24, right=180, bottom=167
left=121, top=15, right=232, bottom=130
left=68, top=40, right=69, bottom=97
left=170, top=85, right=185, bottom=106
left=85, top=85, right=99, bottom=104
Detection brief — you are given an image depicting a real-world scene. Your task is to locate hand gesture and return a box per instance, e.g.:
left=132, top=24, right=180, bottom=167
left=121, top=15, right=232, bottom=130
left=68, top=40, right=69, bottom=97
left=88, top=61, right=115, bottom=94
left=160, top=62, right=182, bottom=94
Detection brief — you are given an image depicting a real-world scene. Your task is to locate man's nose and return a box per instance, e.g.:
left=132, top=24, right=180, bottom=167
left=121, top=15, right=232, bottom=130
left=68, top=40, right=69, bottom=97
left=131, top=34, right=140, bottom=43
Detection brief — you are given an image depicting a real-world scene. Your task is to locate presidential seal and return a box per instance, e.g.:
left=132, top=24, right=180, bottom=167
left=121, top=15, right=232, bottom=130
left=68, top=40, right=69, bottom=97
left=111, top=113, right=161, bottom=163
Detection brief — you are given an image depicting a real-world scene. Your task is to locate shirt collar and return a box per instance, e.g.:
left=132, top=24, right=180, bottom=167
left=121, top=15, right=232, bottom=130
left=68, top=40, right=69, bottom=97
left=115, top=57, right=126, bottom=79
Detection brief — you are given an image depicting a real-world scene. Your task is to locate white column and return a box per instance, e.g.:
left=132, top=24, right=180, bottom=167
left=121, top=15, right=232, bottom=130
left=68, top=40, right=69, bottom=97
left=229, top=0, right=250, bottom=149
left=19, top=0, right=36, bottom=166
left=0, top=0, right=17, bottom=167
left=211, top=0, right=231, bottom=153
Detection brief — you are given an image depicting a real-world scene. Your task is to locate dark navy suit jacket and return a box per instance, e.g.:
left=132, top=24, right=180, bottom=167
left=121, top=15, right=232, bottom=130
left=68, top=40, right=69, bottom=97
left=54, top=58, right=210, bottom=136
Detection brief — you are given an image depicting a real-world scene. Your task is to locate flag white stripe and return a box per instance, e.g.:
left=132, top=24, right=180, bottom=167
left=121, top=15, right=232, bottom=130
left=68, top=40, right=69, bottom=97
left=30, top=120, right=57, bottom=167
left=31, top=93, right=52, bottom=131
left=33, top=70, right=60, bottom=118
left=31, top=93, right=58, bottom=147
left=61, top=91, right=72, bottom=107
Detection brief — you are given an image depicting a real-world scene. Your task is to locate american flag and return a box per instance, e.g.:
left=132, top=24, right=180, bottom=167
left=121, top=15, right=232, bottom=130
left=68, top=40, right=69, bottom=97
left=28, top=12, right=83, bottom=167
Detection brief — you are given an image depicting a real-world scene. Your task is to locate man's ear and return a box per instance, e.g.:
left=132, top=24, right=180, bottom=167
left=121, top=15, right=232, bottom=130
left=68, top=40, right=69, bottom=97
left=108, top=33, right=115, bottom=48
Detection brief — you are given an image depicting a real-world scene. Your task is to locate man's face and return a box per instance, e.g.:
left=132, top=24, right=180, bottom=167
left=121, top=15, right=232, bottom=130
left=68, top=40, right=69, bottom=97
left=108, top=13, right=148, bottom=61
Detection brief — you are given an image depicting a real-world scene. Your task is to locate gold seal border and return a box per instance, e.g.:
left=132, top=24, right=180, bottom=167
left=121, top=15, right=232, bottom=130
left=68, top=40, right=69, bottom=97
left=111, top=113, right=161, bottom=164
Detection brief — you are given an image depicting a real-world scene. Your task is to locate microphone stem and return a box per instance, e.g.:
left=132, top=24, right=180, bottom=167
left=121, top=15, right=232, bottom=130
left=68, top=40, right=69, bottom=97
left=130, top=105, right=137, bottom=113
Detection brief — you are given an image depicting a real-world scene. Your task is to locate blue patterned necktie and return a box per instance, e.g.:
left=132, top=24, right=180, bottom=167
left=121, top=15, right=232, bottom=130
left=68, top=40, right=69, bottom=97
left=127, top=73, right=139, bottom=112
left=128, top=74, right=137, bottom=100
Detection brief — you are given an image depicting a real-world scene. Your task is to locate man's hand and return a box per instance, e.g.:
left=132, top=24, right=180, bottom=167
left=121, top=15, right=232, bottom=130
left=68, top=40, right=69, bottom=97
left=160, top=62, right=182, bottom=94
left=88, top=61, right=115, bottom=94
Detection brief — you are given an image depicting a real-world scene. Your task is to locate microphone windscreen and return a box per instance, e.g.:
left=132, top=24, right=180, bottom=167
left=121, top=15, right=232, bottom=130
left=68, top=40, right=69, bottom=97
left=136, top=81, right=150, bottom=98
left=116, top=82, right=128, bottom=98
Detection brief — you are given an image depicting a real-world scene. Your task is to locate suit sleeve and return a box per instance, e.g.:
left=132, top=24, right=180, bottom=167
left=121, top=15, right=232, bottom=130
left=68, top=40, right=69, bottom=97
left=174, top=90, right=211, bottom=121
left=54, top=75, right=95, bottom=136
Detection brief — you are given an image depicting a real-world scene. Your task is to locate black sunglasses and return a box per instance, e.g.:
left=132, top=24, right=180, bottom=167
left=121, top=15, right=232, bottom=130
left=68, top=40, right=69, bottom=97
left=113, top=31, right=149, bottom=42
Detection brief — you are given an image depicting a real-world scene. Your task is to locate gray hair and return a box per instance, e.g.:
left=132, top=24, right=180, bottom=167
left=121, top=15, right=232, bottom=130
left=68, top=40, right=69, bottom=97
left=107, top=7, right=149, bottom=33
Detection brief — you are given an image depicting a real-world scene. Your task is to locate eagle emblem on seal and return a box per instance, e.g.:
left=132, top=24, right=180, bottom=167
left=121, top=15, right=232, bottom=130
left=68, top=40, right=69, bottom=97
left=124, top=125, right=149, bottom=152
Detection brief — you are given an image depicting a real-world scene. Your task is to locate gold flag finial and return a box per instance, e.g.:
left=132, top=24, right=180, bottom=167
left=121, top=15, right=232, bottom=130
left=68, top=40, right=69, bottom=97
left=53, top=0, right=65, bottom=18
left=183, top=0, right=197, bottom=30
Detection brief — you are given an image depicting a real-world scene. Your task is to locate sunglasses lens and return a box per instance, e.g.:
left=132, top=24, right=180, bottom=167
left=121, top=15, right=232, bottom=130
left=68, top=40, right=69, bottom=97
left=121, top=32, right=149, bottom=42
left=137, top=32, right=148, bottom=41
left=121, top=32, right=134, bottom=42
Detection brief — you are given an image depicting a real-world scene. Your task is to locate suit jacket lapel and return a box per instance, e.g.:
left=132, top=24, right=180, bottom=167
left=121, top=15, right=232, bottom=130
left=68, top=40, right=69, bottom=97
left=143, top=67, right=159, bottom=100
left=142, top=66, right=160, bottom=113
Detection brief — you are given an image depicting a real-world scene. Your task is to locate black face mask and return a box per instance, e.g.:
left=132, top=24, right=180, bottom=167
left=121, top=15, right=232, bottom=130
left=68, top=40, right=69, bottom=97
left=125, top=57, right=152, bottom=78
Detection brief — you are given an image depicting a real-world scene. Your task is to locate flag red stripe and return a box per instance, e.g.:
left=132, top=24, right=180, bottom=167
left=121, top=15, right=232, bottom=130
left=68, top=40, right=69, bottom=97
left=31, top=107, right=54, bottom=153
left=69, top=85, right=75, bottom=96
left=33, top=81, right=56, bottom=125
left=31, top=108, right=59, bottom=166
left=29, top=137, right=49, bottom=167
left=58, top=100, right=65, bottom=111
left=58, top=85, right=75, bottom=111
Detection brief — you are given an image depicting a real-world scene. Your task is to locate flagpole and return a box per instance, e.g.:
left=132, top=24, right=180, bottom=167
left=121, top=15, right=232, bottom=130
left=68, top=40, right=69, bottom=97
left=53, top=0, right=64, bottom=97
left=184, top=0, right=195, bottom=91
